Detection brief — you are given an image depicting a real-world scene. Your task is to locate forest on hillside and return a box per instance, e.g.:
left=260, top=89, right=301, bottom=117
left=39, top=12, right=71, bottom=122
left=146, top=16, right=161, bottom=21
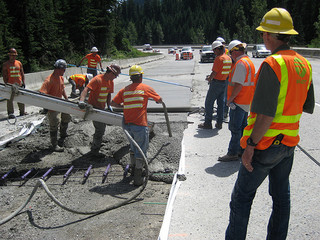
left=119, top=0, right=320, bottom=46
left=1, top=0, right=320, bottom=74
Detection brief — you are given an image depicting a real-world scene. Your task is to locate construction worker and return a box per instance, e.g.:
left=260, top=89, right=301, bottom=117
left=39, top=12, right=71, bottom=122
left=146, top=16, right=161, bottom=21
left=111, top=65, right=163, bottom=186
left=68, top=73, right=93, bottom=98
left=218, top=40, right=255, bottom=162
left=39, top=59, right=71, bottom=152
left=2, top=48, right=27, bottom=118
left=225, top=8, right=315, bottom=240
left=216, top=36, right=232, bottom=119
left=216, top=37, right=229, bottom=55
left=198, top=40, right=232, bottom=129
left=78, top=64, right=121, bottom=157
left=78, top=47, right=103, bottom=76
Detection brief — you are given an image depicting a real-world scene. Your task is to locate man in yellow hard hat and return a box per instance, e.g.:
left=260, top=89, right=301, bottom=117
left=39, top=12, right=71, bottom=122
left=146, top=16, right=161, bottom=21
left=225, top=8, right=315, bottom=239
left=111, top=65, right=162, bottom=186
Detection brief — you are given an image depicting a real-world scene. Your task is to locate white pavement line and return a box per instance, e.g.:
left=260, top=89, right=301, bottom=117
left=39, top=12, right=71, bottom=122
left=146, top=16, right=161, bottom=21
left=158, top=137, right=186, bottom=240
left=316, top=102, right=320, bottom=107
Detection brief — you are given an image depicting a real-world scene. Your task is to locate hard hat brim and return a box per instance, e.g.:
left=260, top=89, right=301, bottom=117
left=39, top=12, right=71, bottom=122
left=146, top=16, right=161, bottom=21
left=256, top=25, right=298, bottom=35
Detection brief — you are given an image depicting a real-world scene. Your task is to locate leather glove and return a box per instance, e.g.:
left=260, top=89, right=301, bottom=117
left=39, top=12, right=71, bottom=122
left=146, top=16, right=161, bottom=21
left=78, top=101, right=86, bottom=109
left=101, top=68, right=104, bottom=72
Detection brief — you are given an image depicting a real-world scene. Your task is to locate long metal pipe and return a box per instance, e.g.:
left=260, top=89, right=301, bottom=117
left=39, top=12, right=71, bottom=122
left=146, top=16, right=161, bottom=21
left=67, top=64, right=193, bottom=91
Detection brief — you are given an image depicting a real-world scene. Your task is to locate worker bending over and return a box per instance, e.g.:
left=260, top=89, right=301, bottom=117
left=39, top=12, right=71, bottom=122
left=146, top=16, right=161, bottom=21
left=78, top=64, right=121, bottom=157
left=68, top=73, right=93, bottom=98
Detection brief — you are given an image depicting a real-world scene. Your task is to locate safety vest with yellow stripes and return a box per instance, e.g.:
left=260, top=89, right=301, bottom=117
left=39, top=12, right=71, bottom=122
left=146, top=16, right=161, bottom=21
left=240, top=50, right=312, bottom=150
left=123, top=89, right=145, bottom=110
left=97, top=86, right=110, bottom=103
left=7, top=60, right=22, bottom=85
left=70, top=74, right=86, bottom=86
left=227, top=56, right=256, bottom=105
left=214, top=54, right=232, bottom=80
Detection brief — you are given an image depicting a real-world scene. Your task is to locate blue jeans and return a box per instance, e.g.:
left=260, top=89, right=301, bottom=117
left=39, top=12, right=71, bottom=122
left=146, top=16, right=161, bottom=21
left=87, top=68, right=98, bottom=77
left=204, top=80, right=226, bottom=125
left=226, top=144, right=295, bottom=240
left=228, top=105, right=248, bottom=155
left=123, top=123, right=149, bottom=159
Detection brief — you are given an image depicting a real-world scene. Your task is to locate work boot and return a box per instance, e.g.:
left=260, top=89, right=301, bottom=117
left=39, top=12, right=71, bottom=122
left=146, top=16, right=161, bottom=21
left=50, top=131, right=64, bottom=152
left=133, top=168, right=144, bottom=186
left=215, top=122, right=222, bottom=129
left=129, top=152, right=136, bottom=175
left=58, top=123, right=68, bottom=147
left=19, top=112, right=28, bottom=116
left=8, top=114, right=16, bottom=119
left=198, top=122, right=212, bottom=129
left=70, top=92, right=78, bottom=98
left=88, top=149, right=105, bottom=158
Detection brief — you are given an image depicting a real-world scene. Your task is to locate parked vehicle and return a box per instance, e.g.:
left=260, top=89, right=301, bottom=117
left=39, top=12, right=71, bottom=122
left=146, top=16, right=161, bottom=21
left=252, top=44, right=271, bottom=58
left=180, top=47, right=194, bottom=60
left=168, top=48, right=176, bottom=54
left=200, top=45, right=215, bottom=63
left=143, top=44, right=153, bottom=51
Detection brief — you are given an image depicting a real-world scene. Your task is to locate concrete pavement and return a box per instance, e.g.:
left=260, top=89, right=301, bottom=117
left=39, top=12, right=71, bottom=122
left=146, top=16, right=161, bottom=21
left=160, top=95, right=320, bottom=238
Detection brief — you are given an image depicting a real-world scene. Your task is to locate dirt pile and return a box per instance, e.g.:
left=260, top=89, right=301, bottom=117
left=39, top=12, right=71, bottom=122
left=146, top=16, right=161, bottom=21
left=0, top=112, right=187, bottom=239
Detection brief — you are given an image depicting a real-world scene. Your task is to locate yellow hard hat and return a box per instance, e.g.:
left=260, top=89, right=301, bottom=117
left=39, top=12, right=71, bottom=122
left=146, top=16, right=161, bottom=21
left=256, top=8, right=298, bottom=35
left=129, top=65, right=144, bottom=76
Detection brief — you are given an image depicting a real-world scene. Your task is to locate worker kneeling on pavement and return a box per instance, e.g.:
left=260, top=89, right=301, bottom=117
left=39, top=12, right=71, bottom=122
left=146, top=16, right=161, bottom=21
left=111, top=65, right=163, bottom=186
left=68, top=73, right=93, bottom=98
left=39, top=59, right=71, bottom=152
left=78, top=64, right=121, bottom=157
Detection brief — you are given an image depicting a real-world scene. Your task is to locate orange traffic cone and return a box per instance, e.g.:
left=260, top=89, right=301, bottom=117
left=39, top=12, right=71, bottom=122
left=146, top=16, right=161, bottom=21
left=176, top=53, right=180, bottom=60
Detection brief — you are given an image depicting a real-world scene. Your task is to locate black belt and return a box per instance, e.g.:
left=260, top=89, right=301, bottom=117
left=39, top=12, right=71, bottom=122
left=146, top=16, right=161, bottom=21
left=272, top=134, right=284, bottom=145
left=213, top=79, right=226, bottom=83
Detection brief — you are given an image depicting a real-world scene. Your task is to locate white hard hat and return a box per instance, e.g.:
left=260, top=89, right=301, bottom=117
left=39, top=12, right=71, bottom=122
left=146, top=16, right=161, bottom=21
left=54, top=59, right=67, bottom=69
left=216, top=37, right=226, bottom=43
left=228, top=40, right=247, bottom=51
left=86, top=74, right=93, bottom=81
left=91, top=47, right=98, bottom=52
left=212, top=41, right=223, bottom=50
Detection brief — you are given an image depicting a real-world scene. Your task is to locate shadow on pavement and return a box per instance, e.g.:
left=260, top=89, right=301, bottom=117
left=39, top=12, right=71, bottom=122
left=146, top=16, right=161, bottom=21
left=205, top=161, right=240, bottom=177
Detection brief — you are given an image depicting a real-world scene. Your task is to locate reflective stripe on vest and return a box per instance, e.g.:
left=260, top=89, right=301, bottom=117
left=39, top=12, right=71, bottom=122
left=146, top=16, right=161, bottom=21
left=227, top=56, right=255, bottom=105
left=97, top=87, right=109, bottom=103
left=241, top=51, right=312, bottom=150
left=123, top=90, right=145, bottom=109
left=221, top=60, right=232, bottom=75
left=88, top=59, right=97, bottom=68
left=9, top=66, right=20, bottom=78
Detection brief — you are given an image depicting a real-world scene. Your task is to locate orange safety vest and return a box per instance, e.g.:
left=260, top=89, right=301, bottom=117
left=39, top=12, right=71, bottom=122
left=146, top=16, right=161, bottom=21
left=213, top=54, right=232, bottom=80
left=70, top=74, right=86, bottom=87
left=240, top=50, right=312, bottom=150
left=5, top=60, right=23, bottom=85
left=227, top=56, right=256, bottom=105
